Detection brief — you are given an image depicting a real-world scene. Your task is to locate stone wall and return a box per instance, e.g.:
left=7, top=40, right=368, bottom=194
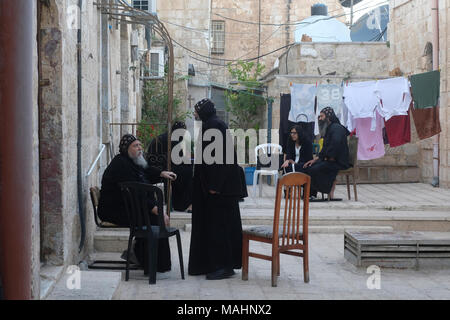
left=388, top=0, right=450, bottom=187
left=35, top=0, right=146, bottom=298
left=156, top=0, right=345, bottom=114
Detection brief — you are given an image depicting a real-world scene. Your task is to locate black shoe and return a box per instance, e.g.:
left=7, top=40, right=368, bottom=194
left=206, top=268, right=235, bottom=280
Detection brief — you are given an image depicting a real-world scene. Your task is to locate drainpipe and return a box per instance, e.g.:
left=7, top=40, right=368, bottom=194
left=431, top=0, right=439, bottom=187
left=77, top=0, right=86, bottom=251
left=0, top=0, right=33, bottom=299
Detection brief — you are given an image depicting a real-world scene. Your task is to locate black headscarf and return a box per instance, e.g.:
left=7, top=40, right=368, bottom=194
left=172, top=121, right=187, bottom=132
left=320, top=107, right=340, bottom=125
left=119, top=134, right=137, bottom=155
left=194, top=98, right=216, bottom=122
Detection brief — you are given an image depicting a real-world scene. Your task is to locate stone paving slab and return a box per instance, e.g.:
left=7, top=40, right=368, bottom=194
left=46, top=270, right=121, bottom=300
left=242, top=183, right=450, bottom=211
left=113, top=230, right=450, bottom=300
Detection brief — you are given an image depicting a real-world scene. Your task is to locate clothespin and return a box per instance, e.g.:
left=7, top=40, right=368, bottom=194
left=315, top=81, right=318, bottom=87
left=290, top=82, right=293, bottom=87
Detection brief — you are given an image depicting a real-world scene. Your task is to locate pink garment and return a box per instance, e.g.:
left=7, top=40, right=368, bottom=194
left=355, top=112, right=385, bottom=160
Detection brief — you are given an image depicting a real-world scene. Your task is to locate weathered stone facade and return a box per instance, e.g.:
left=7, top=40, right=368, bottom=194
left=156, top=0, right=345, bottom=108
left=31, top=0, right=147, bottom=298
left=388, top=0, right=450, bottom=188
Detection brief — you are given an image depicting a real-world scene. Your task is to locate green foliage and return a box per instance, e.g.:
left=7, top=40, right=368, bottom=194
left=225, top=60, right=266, bottom=130
left=138, top=79, right=190, bottom=150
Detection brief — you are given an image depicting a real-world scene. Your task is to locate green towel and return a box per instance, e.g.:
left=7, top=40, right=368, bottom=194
left=410, top=70, right=440, bottom=109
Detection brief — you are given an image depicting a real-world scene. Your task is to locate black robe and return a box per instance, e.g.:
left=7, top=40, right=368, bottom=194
left=305, top=122, right=350, bottom=196
left=283, top=138, right=313, bottom=173
left=147, top=132, right=193, bottom=211
left=97, top=153, right=171, bottom=272
left=188, top=107, right=247, bottom=276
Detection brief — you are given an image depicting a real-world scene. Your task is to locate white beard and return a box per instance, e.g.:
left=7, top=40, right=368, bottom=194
left=132, top=153, right=148, bottom=169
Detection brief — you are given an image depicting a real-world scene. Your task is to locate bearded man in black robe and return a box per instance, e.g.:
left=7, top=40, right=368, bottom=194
left=303, top=107, right=350, bottom=199
left=188, top=98, right=247, bottom=280
left=98, top=134, right=177, bottom=271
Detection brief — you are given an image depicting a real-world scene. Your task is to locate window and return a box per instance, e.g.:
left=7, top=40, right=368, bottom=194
left=211, top=20, right=225, bottom=54
left=149, top=48, right=164, bottom=78
left=133, top=0, right=156, bottom=13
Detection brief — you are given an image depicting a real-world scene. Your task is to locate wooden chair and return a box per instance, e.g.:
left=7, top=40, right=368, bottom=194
left=89, top=186, right=119, bottom=228
left=332, top=135, right=359, bottom=201
left=242, top=172, right=310, bottom=287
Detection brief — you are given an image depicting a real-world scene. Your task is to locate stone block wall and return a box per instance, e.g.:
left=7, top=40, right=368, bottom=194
left=34, top=0, right=146, bottom=298
left=389, top=0, right=450, bottom=187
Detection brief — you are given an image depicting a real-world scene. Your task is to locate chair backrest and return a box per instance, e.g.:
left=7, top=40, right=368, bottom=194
left=273, top=172, right=310, bottom=247
left=119, top=182, right=166, bottom=235
left=255, top=143, right=283, bottom=170
left=347, top=135, right=359, bottom=167
left=90, top=186, right=102, bottom=227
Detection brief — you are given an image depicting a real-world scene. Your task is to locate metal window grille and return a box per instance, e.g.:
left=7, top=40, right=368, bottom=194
left=150, top=52, right=160, bottom=76
left=211, top=20, right=225, bottom=54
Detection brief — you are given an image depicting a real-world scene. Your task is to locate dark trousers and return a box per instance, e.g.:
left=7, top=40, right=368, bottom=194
left=304, top=160, right=341, bottom=197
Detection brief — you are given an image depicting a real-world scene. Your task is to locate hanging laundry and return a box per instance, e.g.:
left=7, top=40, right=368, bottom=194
left=411, top=103, right=441, bottom=140
left=279, top=94, right=315, bottom=150
left=410, top=70, right=440, bottom=109
left=343, top=81, right=379, bottom=131
left=289, top=83, right=317, bottom=123
left=375, top=77, right=412, bottom=120
left=384, top=105, right=411, bottom=148
left=317, top=84, right=345, bottom=124
left=279, top=94, right=292, bottom=152
left=343, top=81, right=379, bottom=118
left=355, top=111, right=385, bottom=160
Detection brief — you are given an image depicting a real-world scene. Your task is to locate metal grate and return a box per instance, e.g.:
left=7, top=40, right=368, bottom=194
left=211, top=20, right=225, bottom=54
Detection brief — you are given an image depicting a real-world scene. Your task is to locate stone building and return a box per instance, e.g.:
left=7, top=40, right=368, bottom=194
left=156, top=0, right=346, bottom=126
left=0, top=0, right=149, bottom=299
left=388, top=0, right=449, bottom=188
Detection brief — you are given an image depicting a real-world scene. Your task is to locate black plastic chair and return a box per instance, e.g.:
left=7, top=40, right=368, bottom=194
left=119, top=182, right=185, bottom=284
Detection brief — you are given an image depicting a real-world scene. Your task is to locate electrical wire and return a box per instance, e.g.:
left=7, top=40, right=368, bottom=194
left=212, top=1, right=388, bottom=26
left=167, top=1, right=389, bottom=67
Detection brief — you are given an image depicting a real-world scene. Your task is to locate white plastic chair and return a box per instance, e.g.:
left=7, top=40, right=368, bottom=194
left=253, top=143, right=283, bottom=197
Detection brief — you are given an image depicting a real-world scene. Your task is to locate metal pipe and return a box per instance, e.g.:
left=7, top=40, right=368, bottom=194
left=0, top=0, right=33, bottom=299
left=77, top=0, right=86, bottom=251
left=431, top=0, right=440, bottom=187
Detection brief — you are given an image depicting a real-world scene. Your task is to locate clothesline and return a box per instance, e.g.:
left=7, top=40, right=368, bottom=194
left=282, top=70, right=441, bottom=162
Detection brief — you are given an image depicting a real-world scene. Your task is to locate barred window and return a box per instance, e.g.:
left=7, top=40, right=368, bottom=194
left=211, top=20, right=225, bottom=54
left=133, top=0, right=149, bottom=11
left=133, top=0, right=156, bottom=13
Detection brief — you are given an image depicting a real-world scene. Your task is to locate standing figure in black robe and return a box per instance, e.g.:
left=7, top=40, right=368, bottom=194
left=304, top=107, right=350, bottom=198
left=281, top=124, right=313, bottom=173
left=146, top=121, right=193, bottom=212
left=97, top=134, right=177, bottom=272
left=188, top=98, right=247, bottom=280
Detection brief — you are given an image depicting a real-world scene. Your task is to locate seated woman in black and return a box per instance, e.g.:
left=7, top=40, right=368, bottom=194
left=281, top=124, right=313, bottom=173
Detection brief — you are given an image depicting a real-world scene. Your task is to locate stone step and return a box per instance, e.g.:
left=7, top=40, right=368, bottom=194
left=45, top=269, right=122, bottom=300
left=93, top=225, right=394, bottom=253
left=185, top=224, right=394, bottom=234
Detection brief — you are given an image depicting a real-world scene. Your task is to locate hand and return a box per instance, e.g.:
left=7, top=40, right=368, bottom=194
left=303, top=159, right=315, bottom=168
left=209, top=190, right=218, bottom=194
left=164, top=213, right=170, bottom=226
left=160, top=171, right=177, bottom=181
left=281, top=160, right=290, bottom=169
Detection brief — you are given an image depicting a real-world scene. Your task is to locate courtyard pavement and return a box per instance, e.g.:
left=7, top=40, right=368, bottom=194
left=113, top=231, right=450, bottom=300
